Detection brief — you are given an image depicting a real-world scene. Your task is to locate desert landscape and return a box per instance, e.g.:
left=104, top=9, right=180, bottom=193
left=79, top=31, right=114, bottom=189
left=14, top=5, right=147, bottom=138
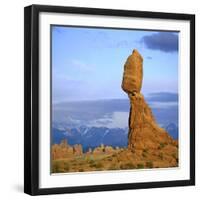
left=51, top=49, right=178, bottom=173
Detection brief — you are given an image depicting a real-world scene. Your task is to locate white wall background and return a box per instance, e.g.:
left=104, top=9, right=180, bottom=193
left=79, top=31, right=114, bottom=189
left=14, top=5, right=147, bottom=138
left=0, top=0, right=199, bottom=199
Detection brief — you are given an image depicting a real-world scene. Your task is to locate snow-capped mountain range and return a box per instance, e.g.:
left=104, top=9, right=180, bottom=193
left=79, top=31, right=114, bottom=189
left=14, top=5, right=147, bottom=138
left=52, top=123, right=178, bottom=152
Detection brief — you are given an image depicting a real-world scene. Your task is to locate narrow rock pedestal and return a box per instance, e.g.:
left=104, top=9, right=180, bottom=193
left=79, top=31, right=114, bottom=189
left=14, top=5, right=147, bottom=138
left=122, top=49, right=175, bottom=150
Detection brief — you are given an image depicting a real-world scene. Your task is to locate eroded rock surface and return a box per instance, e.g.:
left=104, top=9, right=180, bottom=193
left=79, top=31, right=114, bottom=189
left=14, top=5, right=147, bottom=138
left=122, top=49, right=175, bottom=150
left=122, top=49, right=143, bottom=94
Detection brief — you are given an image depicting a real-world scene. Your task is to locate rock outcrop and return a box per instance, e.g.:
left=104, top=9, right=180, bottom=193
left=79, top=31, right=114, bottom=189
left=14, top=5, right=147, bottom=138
left=122, top=49, right=175, bottom=150
left=73, top=144, right=83, bottom=155
left=92, top=144, right=120, bottom=155
left=52, top=140, right=82, bottom=159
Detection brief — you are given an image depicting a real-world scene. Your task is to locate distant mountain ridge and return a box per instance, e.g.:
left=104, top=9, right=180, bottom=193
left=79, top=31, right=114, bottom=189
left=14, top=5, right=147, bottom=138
left=52, top=123, right=178, bottom=151
left=52, top=126, right=128, bottom=152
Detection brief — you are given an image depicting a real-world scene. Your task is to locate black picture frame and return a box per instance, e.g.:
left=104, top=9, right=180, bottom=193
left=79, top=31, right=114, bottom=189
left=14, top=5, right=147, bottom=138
left=24, top=4, right=195, bottom=196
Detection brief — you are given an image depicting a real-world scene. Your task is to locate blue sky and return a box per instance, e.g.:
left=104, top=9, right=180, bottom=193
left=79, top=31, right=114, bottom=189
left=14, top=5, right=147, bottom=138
left=52, top=26, right=178, bottom=103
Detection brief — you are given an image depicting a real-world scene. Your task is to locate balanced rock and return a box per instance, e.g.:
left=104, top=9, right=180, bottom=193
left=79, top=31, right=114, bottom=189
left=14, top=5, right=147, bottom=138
left=122, top=49, right=175, bottom=150
left=121, top=49, right=143, bottom=94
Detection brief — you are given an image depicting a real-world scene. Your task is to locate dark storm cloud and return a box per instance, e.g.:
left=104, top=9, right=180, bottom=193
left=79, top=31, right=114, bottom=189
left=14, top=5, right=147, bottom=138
left=141, top=32, right=178, bottom=52
left=146, top=92, right=178, bottom=102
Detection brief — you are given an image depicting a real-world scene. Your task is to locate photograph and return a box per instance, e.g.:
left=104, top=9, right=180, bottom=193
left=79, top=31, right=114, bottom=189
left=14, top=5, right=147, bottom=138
left=51, top=26, right=179, bottom=173
left=24, top=5, right=195, bottom=195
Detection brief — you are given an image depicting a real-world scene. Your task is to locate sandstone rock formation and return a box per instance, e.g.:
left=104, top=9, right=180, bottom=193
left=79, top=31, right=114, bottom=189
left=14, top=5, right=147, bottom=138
left=122, top=49, right=175, bottom=150
left=122, top=49, right=143, bottom=94
left=52, top=140, right=73, bottom=160
left=93, top=144, right=105, bottom=155
left=92, top=144, right=117, bottom=155
left=73, top=144, right=83, bottom=155
left=104, top=146, right=115, bottom=153
left=52, top=140, right=82, bottom=159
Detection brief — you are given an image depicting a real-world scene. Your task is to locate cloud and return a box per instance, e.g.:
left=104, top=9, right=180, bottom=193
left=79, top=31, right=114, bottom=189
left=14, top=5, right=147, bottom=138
left=89, top=112, right=129, bottom=128
left=141, top=32, right=178, bottom=52
left=146, top=92, right=178, bottom=102
left=149, top=102, right=178, bottom=109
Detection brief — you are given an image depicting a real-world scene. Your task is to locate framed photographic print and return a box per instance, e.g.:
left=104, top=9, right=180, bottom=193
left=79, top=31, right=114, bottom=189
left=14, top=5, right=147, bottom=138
left=24, top=4, right=195, bottom=195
